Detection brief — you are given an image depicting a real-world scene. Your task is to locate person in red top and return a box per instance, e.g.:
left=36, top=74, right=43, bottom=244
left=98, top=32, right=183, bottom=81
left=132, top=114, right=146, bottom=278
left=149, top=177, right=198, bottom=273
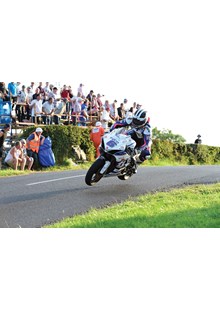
left=90, top=121, right=105, bottom=158
left=60, top=85, right=70, bottom=101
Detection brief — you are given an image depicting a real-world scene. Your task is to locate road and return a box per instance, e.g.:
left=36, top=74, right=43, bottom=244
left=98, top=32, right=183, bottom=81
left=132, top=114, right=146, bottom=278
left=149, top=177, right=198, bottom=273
left=0, top=165, right=219, bottom=228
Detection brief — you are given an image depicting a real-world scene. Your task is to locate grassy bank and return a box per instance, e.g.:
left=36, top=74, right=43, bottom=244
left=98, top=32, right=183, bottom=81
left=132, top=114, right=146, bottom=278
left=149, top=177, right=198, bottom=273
left=0, top=159, right=91, bottom=177
left=46, top=183, right=220, bottom=228
left=1, top=158, right=218, bottom=178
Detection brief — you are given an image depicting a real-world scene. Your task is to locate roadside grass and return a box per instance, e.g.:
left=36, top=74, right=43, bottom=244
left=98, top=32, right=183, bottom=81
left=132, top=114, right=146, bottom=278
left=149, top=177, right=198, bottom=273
left=0, top=159, right=91, bottom=177
left=0, top=158, right=214, bottom=178
left=46, top=183, right=220, bottom=228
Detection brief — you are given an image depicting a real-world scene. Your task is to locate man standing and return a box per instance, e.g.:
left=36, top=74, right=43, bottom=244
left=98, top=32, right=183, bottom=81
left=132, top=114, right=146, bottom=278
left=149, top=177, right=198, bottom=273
left=0, top=123, right=10, bottom=169
left=7, top=82, right=17, bottom=104
left=90, top=121, right=105, bottom=158
left=194, top=135, right=202, bottom=144
left=77, top=83, right=85, bottom=98
left=29, top=94, right=43, bottom=124
left=26, top=127, right=45, bottom=169
left=42, top=97, right=55, bottom=125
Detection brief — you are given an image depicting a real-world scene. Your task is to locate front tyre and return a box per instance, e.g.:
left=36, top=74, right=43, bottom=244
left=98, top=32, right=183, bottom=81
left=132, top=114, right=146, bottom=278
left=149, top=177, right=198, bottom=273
left=117, top=175, right=131, bottom=181
left=85, top=158, right=105, bottom=186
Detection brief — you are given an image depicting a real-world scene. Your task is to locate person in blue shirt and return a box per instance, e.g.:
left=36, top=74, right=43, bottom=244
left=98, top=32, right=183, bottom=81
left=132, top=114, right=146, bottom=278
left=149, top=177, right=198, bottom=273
left=7, top=82, right=17, bottom=104
left=79, top=99, right=89, bottom=126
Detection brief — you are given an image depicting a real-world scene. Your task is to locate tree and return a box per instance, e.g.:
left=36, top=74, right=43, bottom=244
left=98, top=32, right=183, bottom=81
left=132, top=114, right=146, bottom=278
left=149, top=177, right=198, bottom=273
left=152, top=127, right=186, bottom=143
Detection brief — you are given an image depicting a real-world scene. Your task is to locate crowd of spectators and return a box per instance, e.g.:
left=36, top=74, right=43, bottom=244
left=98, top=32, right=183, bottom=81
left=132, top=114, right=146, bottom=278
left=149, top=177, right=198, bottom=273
left=0, top=81, right=146, bottom=171
left=0, top=82, right=143, bottom=128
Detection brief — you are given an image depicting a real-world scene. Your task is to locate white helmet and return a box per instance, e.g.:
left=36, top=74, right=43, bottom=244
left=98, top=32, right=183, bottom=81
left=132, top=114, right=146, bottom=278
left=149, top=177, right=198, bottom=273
left=132, top=109, right=148, bottom=127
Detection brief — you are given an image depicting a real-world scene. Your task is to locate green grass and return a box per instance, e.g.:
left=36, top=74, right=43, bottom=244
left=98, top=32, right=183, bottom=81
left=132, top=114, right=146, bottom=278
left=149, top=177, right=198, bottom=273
left=46, top=183, right=220, bottom=228
left=0, top=159, right=91, bottom=177
left=0, top=158, right=208, bottom=178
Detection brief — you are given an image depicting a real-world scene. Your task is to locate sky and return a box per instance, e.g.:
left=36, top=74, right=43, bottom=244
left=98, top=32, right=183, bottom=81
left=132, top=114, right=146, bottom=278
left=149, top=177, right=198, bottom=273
left=1, top=0, right=220, bottom=146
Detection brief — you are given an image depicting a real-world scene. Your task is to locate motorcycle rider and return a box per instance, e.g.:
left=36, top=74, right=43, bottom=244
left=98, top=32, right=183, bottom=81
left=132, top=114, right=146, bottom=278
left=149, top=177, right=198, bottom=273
left=110, top=109, right=152, bottom=170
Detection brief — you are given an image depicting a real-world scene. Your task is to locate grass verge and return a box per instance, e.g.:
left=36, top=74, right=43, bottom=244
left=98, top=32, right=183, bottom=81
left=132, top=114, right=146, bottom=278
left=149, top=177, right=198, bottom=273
left=0, top=158, right=206, bottom=178
left=46, top=183, right=220, bottom=228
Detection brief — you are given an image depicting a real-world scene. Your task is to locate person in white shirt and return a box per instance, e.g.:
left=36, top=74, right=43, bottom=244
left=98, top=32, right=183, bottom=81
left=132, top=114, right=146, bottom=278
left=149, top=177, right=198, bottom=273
left=5, top=141, right=26, bottom=170
left=71, top=97, right=82, bottom=125
left=29, top=94, right=43, bottom=124
left=109, top=100, right=119, bottom=121
left=77, top=83, right=84, bottom=98
left=48, top=87, right=61, bottom=109
left=43, top=82, right=51, bottom=100
left=16, top=82, right=22, bottom=95
left=100, top=106, right=111, bottom=130
left=16, top=85, right=27, bottom=122
left=42, top=97, right=55, bottom=125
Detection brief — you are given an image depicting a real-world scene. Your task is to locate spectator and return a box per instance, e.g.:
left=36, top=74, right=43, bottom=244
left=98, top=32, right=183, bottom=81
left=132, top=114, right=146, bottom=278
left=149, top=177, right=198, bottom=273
left=100, top=106, right=111, bottom=130
left=117, top=103, right=125, bottom=120
left=109, top=100, right=119, bottom=121
left=68, top=85, right=74, bottom=99
left=4, top=141, right=26, bottom=171
left=0, top=123, right=10, bottom=170
left=88, top=94, right=98, bottom=116
left=86, top=90, right=94, bottom=103
left=44, top=82, right=51, bottom=99
left=49, top=87, right=61, bottom=109
left=32, top=87, right=41, bottom=100
left=42, top=97, right=55, bottom=125
left=29, top=94, right=43, bottom=124
left=90, top=121, right=105, bottom=158
left=133, top=102, right=137, bottom=112
left=20, top=139, right=34, bottom=170
left=77, top=83, right=84, bottom=98
left=26, top=87, right=33, bottom=120
left=29, top=82, right=35, bottom=94
left=0, top=82, right=10, bottom=101
left=194, top=135, right=202, bottom=144
left=37, top=82, right=44, bottom=93
left=136, top=103, right=142, bottom=111
left=26, top=127, right=45, bottom=169
left=7, top=82, right=17, bottom=104
left=97, top=93, right=104, bottom=108
left=71, top=97, right=82, bottom=125
left=61, top=85, right=70, bottom=101
left=104, top=99, right=110, bottom=111
left=79, top=99, right=89, bottom=126
left=16, top=82, right=22, bottom=95
left=16, top=85, right=27, bottom=122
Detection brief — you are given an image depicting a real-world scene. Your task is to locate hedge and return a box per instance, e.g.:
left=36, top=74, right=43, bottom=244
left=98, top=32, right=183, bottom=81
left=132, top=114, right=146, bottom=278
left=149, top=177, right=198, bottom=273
left=21, top=125, right=95, bottom=164
left=151, top=139, right=220, bottom=165
left=20, top=126, right=220, bottom=165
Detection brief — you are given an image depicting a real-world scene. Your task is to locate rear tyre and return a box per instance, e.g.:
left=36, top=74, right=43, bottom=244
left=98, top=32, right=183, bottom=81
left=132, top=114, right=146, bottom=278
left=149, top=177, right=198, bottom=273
left=85, top=158, right=105, bottom=186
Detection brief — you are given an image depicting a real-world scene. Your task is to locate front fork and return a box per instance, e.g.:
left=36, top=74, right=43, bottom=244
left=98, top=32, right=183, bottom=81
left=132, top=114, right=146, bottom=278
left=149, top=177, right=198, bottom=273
left=99, top=160, right=111, bottom=175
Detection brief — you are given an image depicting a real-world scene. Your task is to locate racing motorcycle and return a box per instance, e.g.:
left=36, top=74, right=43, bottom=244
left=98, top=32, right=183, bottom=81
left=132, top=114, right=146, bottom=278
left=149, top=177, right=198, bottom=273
left=85, top=128, right=139, bottom=186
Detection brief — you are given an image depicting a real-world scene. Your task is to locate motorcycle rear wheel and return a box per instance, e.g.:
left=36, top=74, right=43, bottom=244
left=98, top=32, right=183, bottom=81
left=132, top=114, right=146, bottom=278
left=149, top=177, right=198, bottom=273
left=85, top=158, right=105, bottom=186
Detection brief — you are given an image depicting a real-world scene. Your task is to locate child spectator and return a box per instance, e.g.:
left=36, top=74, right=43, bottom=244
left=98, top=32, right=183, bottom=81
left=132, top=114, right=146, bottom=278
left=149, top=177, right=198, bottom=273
left=90, top=121, right=105, bottom=158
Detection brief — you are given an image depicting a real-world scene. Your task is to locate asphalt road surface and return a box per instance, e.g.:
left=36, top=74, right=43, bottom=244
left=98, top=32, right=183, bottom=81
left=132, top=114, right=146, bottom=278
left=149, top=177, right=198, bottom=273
left=0, top=165, right=220, bottom=228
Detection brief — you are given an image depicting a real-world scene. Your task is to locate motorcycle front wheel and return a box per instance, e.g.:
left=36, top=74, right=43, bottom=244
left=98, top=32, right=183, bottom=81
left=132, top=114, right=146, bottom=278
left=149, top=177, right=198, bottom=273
left=117, top=175, right=131, bottom=181
left=85, top=158, right=105, bottom=186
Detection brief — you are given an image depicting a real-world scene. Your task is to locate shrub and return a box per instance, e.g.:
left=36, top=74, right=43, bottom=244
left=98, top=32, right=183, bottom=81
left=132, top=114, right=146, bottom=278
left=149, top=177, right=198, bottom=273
left=21, top=125, right=95, bottom=164
left=21, top=126, right=220, bottom=166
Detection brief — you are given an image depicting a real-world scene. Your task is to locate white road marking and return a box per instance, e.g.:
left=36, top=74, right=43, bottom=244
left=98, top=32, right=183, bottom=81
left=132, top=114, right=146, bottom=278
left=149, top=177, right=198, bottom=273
left=26, top=174, right=85, bottom=186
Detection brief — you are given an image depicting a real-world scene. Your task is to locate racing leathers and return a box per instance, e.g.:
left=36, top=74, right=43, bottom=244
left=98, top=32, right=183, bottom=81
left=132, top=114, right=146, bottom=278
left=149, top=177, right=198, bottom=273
left=110, top=118, right=152, bottom=162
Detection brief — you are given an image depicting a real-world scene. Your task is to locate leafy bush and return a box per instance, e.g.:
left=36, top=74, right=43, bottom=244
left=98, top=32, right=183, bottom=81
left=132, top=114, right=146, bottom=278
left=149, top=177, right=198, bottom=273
left=21, top=125, right=220, bottom=166
left=21, top=125, right=95, bottom=164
